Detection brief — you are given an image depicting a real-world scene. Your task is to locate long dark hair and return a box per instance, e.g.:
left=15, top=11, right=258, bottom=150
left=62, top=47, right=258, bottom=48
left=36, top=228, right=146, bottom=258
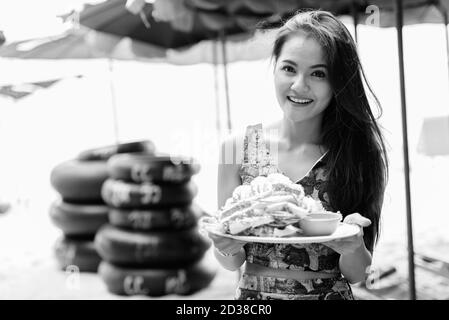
left=272, top=10, right=388, bottom=252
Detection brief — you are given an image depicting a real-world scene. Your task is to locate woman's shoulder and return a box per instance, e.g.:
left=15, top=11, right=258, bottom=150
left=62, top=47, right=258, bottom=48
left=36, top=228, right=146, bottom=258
left=219, top=122, right=281, bottom=155
left=219, top=123, right=263, bottom=147
left=246, top=121, right=281, bottom=133
left=219, top=129, right=244, bottom=151
left=218, top=128, right=247, bottom=167
left=241, top=121, right=282, bottom=143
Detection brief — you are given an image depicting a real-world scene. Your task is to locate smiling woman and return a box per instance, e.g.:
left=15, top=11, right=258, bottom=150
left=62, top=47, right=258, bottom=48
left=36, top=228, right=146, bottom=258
left=207, top=9, right=389, bottom=300
left=273, top=30, right=333, bottom=124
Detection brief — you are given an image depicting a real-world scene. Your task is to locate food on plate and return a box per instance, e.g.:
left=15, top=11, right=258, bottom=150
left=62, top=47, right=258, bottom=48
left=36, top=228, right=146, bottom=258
left=200, top=173, right=340, bottom=237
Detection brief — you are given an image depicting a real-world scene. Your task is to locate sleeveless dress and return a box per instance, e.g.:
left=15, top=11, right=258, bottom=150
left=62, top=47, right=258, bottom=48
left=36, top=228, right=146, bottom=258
left=235, top=124, right=354, bottom=300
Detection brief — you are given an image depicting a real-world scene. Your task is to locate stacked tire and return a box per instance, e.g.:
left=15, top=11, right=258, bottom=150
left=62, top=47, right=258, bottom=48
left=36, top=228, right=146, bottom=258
left=96, top=153, right=216, bottom=296
left=49, top=141, right=155, bottom=273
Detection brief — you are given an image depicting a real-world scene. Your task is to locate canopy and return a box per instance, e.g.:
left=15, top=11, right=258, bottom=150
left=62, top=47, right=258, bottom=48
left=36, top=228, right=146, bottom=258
left=152, top=0, right=449, bottom=30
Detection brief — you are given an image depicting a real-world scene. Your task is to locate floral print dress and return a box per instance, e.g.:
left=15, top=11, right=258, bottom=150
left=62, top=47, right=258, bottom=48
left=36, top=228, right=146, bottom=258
left=235, top=124, right=354, bottom=300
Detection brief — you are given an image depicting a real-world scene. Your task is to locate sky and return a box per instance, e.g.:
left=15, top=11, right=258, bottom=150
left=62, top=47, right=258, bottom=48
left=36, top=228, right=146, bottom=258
left=0, top=0, right=104, bottom=41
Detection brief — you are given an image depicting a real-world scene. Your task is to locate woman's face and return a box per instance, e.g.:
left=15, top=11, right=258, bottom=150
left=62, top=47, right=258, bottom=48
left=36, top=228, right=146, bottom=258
left=274, top=31, right=333, bottom=123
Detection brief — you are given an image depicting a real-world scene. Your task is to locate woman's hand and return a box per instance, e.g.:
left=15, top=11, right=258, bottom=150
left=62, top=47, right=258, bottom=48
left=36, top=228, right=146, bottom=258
left=208, top=231, right=247, bottom=271
left=207, top=232, right=246, bottom=256
left=322, top=213, right=371, bottom=255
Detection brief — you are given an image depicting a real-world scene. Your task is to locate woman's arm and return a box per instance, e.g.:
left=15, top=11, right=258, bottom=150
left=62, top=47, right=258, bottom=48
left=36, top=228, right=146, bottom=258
left=213, top=134, right=247, bottom=271
left=217, top=135, right=242, bottom=209
left=323, top=213, right=372, bottom=284
left=339, top=242, right=372, bottom=284
left=213, top=247, right=246, bottom=271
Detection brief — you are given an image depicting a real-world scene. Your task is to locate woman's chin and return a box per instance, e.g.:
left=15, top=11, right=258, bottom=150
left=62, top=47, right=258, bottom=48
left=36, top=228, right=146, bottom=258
left=282, top=110, right=309, bottom=123
left=281, top=104, right=322, bottom=123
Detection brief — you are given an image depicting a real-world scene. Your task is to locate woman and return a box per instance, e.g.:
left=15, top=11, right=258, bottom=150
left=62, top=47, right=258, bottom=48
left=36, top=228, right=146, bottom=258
left=210, top=10, right=388, bottom=300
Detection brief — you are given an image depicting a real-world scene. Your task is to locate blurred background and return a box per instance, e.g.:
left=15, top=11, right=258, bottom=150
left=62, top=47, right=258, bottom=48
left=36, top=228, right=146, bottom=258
left=0, top=0, right=449, bottom=300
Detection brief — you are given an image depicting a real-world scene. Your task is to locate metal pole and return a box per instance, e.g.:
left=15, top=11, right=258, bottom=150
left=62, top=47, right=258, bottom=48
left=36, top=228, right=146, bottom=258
left=212, top=39, right=222, bottom=141
left=220, top=31, right=232, bottom=134
left=436, top=2, right=449, bottom=85
left=352, top=1, right=359, bottom=43
left=444, top=12, right=449, bottom=81
left=108, top=58, right=120, bottom=144
left=395, top=0, right=416, bottom=300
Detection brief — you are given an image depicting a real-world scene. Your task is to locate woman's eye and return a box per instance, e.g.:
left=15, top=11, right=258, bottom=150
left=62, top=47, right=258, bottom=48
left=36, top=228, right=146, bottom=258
left=312, top=70, right=326, bottom=78
left=281, top=66, right=295, bottom=73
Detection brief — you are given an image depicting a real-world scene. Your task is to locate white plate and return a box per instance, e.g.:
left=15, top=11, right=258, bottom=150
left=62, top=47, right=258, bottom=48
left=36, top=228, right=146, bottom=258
left=204, top=223, right=360, bottom=244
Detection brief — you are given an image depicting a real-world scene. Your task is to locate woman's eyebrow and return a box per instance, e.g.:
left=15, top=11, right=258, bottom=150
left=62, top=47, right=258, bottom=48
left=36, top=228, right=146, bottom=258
left=281, top=60, right=327, bottom=69
left=281, top=59, right=297, bottom=66
left=310, top=64, right=327, bottom=69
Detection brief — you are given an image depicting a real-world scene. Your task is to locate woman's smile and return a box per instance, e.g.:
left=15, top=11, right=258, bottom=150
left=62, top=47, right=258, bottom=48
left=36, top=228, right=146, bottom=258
left=287, top=96, right=314, bottom=106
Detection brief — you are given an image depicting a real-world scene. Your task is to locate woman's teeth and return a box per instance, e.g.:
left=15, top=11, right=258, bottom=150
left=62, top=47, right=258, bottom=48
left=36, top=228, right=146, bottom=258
left=287, top=96, right=313, bottom=105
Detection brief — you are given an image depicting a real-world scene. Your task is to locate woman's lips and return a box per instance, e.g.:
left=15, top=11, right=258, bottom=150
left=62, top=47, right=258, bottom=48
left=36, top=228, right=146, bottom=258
left=287, top=96, right=313, bottom=105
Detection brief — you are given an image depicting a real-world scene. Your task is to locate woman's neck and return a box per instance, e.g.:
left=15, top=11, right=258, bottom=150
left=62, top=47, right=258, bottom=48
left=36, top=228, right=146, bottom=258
left=275, top=116, right=323, bottom=151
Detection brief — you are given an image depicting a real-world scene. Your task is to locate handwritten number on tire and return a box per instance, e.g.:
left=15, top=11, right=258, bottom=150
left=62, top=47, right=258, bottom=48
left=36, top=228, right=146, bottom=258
left=140, top=183, right=162, bottom=204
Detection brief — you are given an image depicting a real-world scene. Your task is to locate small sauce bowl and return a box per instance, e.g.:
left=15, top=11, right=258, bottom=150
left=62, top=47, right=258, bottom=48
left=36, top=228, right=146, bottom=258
left=299, top=212, right=342, bottom=236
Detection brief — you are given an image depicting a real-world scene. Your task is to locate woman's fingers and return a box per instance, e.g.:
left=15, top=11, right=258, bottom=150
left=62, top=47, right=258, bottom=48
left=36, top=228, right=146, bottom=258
left=343, top=213, right=371, bottom=227
left=207, top=232, right=246, bottom=246
left=206, top=231, right=221, bottom=241
left=286, top=203, right=308, bottom=219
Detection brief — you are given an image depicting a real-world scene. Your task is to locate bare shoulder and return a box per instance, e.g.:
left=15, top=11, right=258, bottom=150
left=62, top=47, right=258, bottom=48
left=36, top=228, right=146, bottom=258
left=217, top=130, right=246, bottom=209
left=262, top=120, right=282, bottom=152
left=218, top=129, right=246, bottom=167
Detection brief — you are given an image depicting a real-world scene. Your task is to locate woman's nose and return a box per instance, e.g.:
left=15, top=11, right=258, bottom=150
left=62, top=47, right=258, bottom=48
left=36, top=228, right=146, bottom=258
left=291, top=74, right=309, bottom=92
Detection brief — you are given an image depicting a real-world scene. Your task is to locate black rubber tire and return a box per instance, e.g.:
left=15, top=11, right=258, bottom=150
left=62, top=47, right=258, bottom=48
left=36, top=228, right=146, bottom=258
left=77, top=140, right=156, bottom=161
left=95, top=224, right=210, bottom=268
left=49, top=201, right=109, bottom=237
left=101, top=179, right=198, bottom=209
left=54, top=236, right=101, bottom=272
left=50, top=160, right=109, bottom=204
left=107, top=153, right=200, bottom=184
left=108, top=203, right=203, bottom=231
left=98, top=258, right=216, bottom=297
